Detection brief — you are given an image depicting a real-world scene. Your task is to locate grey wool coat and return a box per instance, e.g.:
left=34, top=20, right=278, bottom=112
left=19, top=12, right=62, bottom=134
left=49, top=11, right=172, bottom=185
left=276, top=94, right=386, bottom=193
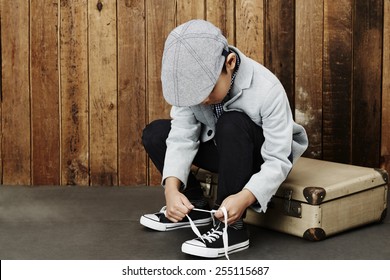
left=162, top=46, right=309, bottom=213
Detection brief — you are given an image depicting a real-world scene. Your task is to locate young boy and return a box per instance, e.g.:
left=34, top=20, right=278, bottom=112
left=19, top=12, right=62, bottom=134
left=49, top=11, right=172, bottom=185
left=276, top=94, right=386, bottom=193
left=140, top=19, right=308, bottom=258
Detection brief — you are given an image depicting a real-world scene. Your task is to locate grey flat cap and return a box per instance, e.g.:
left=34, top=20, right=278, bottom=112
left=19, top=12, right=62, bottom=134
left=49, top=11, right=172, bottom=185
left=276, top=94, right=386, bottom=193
left=161, top=19, right=229, bottom=107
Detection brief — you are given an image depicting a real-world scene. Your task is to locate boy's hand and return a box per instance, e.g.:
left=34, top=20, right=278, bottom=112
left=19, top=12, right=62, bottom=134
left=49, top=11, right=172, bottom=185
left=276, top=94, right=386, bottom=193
left=214, top=189, right=256, bottom=225
left=164, top=177, right=194, bottom=223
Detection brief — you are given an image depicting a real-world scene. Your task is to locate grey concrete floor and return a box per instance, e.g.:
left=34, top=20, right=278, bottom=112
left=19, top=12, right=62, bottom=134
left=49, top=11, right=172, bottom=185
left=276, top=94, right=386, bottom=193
left=0, top=185, right=389, bottom=260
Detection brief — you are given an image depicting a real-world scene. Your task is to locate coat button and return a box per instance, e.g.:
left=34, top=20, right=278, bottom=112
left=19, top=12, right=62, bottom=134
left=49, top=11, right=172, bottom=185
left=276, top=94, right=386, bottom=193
left=207, top=130, right=213, bottom=136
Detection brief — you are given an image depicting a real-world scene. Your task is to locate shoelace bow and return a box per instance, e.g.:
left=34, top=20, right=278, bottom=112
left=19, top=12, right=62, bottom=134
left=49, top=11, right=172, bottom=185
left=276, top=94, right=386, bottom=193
left=187, top=207, right=230, bottom=260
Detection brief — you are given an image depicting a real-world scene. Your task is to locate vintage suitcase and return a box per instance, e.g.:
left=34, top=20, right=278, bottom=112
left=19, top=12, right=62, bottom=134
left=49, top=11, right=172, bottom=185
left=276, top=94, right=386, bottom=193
left=192, top=157, right=388, bottom=241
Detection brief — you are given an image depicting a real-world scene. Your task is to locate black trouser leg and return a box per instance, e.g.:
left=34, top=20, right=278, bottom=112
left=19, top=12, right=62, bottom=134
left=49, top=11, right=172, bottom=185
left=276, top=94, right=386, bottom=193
left=141, top=119, right=205, bottom=199
left=141, top=120, right=170, bottom=174
left=214, top=111, right=265, bottom=205
left=141, top=112, right=265, bottom=205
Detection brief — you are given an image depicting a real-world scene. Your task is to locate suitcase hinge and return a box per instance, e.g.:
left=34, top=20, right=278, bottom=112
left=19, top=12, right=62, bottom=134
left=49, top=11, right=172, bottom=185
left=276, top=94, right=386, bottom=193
left=283, top=189, right=302, bottom=218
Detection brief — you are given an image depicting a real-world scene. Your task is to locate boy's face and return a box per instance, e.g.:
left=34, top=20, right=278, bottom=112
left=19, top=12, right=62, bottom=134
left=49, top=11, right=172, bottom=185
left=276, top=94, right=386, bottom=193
left=201, top=71, right=232, bottom=105
left=201, top=53, right=236, bottom=105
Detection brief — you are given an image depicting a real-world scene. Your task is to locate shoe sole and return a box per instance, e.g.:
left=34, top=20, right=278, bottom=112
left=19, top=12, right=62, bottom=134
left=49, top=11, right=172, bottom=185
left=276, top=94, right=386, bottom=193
left=140, top=216, right=212, bottom=232
left=181, top=240, right=249, bottom=258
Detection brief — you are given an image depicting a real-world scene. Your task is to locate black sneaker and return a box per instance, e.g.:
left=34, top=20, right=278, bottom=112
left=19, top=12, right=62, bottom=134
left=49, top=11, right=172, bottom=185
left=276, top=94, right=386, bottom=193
left=181, top=221, right=249, bottom=258
left=140, top=203, right=212, bottom=231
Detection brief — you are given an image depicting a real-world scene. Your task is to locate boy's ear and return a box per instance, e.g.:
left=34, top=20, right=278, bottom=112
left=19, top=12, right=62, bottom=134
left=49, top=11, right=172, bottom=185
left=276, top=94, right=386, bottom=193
left=225, top=53, right=237, bottom=71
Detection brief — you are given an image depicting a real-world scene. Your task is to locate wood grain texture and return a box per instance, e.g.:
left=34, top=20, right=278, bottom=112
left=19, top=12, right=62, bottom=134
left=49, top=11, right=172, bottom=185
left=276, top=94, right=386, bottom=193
left=264, top=0, right=295, bottom=109
left=382, top=0, right=390, bottom=175
left=60, top=0, right=89, bottom=185
left=118, top=0, right=147, bottom=185
left=322, top=0, right=352, bottom=164
left=0, top=0, right=388, bottom=186
left=1, top=0, right=31, bottom=184
left=235, top=0, right=264, bottom=63
left=30, top=0, right=60, bottom=185
left=295, top=0, right=323, bottom=159
left=88, top=0, right=118, bottom=186
left=206, top=0, right=235, bottom=44
left=0, top=0, right=2, bottom=182
left=352, top=0, right=383, bottom=168
left=146, top=0, right=176, bottom=185
left=177, top=0, right=205, bottom=24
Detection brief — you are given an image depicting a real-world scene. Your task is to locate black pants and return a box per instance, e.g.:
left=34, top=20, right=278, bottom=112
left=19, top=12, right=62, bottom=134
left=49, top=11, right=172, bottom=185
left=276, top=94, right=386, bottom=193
left=142, top=111, right=265, bottom=206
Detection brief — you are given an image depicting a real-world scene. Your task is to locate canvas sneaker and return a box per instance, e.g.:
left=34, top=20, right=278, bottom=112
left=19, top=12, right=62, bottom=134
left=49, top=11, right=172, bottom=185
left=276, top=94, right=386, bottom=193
left=140, top=200, right=212, bottom=231
left=182, top=209, right=249, bottom=259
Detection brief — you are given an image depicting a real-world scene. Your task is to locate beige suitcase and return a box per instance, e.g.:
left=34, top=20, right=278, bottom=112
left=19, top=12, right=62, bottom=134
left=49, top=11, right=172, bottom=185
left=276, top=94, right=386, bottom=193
left=192, top=157, right=388, bottom=241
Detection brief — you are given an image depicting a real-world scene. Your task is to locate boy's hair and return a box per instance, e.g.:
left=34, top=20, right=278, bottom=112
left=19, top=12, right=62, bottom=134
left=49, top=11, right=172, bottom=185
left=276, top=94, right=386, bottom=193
left=221, top=49, right=231, bottom=74
left=161, top=19, right=229, bottom=107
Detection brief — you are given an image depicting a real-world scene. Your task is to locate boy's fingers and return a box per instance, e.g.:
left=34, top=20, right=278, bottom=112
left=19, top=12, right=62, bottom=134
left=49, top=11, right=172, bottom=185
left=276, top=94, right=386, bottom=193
left=166, top=209, right=184, bottom=222
left=167, top=216, right=178, bottom=223
left=184, top=202, right=194, bottom=210
left=181, top=196, right=194, bottom=211
left=214, top=209, right=223, bottom=219
left=176, top=202, right=190, bottom=215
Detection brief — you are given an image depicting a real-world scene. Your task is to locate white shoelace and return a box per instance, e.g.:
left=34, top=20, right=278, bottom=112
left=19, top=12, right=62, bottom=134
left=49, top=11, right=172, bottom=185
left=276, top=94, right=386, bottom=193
left=186, top=207, right=230, bottom=260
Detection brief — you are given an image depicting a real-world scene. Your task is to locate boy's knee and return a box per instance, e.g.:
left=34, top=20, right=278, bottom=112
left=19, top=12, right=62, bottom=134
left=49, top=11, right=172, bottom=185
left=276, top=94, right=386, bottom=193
left=142, top=119, right=171, bottom=149
left=216, top=111, right=249, bottom=136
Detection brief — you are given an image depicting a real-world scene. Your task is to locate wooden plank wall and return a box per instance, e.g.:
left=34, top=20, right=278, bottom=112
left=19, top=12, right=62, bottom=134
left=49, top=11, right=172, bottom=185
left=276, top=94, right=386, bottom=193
left=0, top=0, right=389, bottom=186
left=383, top=0, right=390, bottom=174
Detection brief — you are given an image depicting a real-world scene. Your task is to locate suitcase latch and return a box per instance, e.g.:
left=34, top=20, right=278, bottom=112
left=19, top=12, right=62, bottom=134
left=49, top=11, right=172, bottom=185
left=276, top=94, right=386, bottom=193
left=283, top=189, right=302, bottom=218
left=200, top=173, right=213, bottom=198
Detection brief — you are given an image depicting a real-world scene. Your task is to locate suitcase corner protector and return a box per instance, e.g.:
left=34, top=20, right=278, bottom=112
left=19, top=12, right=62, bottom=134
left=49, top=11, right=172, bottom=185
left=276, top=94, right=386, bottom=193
left=303, top=187, right=326, bottom=205
left=303, top=228, right=326, bottom=241
left=374, top=168, right=389, bottom=183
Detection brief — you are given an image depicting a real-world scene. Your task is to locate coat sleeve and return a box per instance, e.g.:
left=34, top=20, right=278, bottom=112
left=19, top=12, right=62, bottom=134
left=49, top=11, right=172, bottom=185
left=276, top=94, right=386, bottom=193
left=162, top=106, right=201, bottom=188
left=243, top=83, right=296, bottom=213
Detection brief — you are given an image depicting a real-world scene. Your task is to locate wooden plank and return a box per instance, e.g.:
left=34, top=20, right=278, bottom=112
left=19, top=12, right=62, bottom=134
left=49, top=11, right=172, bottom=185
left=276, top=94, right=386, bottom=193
left=206, top=0, right=235, bottom=44
left=224, top=0, right=235, bottom=45
left=60, top=0, right=89, bottom=185
left=322, top=0, right=353, bottom=164
left=264, top=0, right=295, bottom=109
left=1, top=0, right=31, bottom=185
left=88, top=0, right=118, bottom=186
left=235, top=0, right=264, bottom=63
left=30, top=0, right=60, bottom=185
left=0, top=0, right=1, bottom=183
left=146, top=0, right=176, bottom=185
left=352, top=0, right=383, bottom=167
left=118, top=0, right=147, bottom=185
left=0, top=0, right=2, bottom=183
left=295, top=0, right=323, bottom=159
left=177, top=0, right=205, bottom=24
left=382, top=0, right=390, bottom=174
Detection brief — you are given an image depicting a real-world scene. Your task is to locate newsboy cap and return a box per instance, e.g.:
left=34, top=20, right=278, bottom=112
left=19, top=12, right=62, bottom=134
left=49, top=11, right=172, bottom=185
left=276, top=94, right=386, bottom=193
left=161, top=19, right=229, bottom=107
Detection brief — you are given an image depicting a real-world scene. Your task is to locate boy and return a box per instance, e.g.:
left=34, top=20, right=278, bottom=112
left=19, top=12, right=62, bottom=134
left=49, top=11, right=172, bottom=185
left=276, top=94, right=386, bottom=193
left=140, top=19, right=308, bottom=258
